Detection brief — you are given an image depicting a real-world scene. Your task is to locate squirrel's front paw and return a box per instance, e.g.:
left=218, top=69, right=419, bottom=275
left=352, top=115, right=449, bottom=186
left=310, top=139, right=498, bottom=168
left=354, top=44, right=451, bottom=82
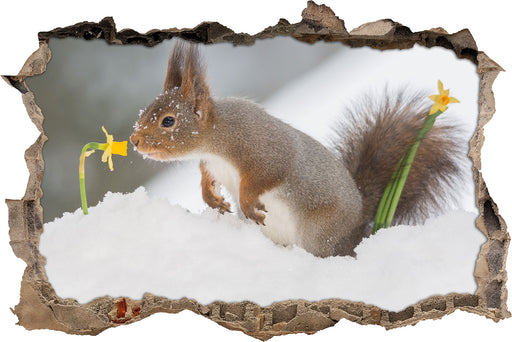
left=245, top=210, right=266, bottom=225
left=216, top=200, right=232, bottom=214
left=203, top=191, right=232, bottom=214
left=212, top=196, right=232, bottom=214
left=241, top=200, right=267, bottom=225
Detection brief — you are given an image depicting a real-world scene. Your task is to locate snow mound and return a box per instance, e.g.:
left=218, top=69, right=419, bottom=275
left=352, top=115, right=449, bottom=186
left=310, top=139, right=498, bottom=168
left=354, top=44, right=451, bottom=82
left=40, top=187, right=485, bottom=312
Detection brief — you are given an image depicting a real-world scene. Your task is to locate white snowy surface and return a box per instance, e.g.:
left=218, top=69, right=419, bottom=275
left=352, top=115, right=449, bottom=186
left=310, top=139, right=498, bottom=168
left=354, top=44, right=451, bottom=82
left=40, top=43, right=483, bottom=314
left=40, top=187, right=485, bottom=312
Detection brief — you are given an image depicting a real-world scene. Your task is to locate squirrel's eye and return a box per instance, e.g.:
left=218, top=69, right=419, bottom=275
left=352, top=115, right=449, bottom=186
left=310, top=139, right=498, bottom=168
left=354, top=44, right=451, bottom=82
left=161, top=116, right=175, bottom=128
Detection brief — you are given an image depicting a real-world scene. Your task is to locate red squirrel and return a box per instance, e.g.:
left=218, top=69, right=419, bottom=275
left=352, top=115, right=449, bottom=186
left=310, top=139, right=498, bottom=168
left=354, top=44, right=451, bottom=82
left=130, top=40, right=461, bottom=257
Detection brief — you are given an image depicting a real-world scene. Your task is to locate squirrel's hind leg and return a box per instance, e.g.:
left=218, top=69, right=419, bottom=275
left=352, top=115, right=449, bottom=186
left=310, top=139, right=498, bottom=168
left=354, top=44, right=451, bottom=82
left=200, top=161, right=232, bottom=214
left=299, top=205, right=362, bottom=258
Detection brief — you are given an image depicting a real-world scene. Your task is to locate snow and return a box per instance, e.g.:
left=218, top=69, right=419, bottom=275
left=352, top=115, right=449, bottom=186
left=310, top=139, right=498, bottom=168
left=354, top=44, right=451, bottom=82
left=40, top=187, right=485, bottom=312
left=39, top=43, right=483, bottom=313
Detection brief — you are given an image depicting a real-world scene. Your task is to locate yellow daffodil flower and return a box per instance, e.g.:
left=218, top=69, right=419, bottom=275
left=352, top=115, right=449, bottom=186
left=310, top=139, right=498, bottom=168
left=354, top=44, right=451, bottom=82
left=428, top=80, right=460, bottom=115
left=79, top=126, right=128, bottom=214
left=373, top=80, right=460, bottom=233
left=101, top=126, right=128, bottom=171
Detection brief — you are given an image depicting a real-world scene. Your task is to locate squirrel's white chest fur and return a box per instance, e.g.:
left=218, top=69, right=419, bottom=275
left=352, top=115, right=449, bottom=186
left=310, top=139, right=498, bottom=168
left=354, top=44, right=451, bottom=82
left=201, top=154, right=299, bottom=247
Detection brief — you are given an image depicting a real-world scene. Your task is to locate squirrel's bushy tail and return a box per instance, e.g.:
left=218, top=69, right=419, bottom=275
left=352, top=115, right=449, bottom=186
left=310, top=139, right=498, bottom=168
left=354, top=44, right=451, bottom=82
left=334, top=90, right=463, bottom=228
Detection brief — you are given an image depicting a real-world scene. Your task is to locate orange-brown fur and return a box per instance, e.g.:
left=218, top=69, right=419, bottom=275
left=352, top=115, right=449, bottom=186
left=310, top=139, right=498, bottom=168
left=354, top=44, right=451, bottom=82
left=199, top=161, right=231, bottom=214
left=130, top=40, right=463, bottom=258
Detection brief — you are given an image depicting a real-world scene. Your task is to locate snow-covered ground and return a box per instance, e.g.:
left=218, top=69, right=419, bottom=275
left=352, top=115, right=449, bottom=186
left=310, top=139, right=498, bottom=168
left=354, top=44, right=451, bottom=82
left=39, top=44, right=484, bottom=312
left=40, top=187, right=484, bottom=312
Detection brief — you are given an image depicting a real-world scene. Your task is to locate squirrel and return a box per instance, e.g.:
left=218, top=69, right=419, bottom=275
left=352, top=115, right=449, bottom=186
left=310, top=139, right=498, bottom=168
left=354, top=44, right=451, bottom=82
left=130, top=40, right=462, bottom=258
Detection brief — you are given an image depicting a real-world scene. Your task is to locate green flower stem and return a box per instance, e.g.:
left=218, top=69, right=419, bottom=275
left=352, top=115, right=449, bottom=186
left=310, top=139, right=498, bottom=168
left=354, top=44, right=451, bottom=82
left=79, top=142, right=106, bottom=215
left=372, top=110, right=442, bottom=234
left=373, top=154, right=407, bottom=233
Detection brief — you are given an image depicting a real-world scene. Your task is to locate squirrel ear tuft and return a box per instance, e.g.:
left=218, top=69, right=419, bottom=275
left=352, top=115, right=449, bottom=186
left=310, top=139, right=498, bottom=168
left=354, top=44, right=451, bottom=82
left=181, top=42, right=212, bottom=121
left=164, top=39, right=186, bottom=91
left=164, top=40, right=212, bottom=121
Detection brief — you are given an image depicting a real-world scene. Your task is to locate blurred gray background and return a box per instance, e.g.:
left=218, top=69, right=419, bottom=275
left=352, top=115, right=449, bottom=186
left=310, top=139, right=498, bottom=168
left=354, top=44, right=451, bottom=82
left=26, top=37, right=342, bottom=222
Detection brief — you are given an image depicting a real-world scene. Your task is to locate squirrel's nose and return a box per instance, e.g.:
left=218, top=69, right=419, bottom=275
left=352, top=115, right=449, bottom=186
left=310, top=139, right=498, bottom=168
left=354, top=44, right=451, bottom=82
left=130, top=134, right=139, bottom=147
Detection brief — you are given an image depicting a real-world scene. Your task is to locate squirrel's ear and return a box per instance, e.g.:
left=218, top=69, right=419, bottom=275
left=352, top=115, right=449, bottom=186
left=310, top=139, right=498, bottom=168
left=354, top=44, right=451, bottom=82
left=180, top=43, right=212, bottom=121
left=163, top=40, right=186, bottom=91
